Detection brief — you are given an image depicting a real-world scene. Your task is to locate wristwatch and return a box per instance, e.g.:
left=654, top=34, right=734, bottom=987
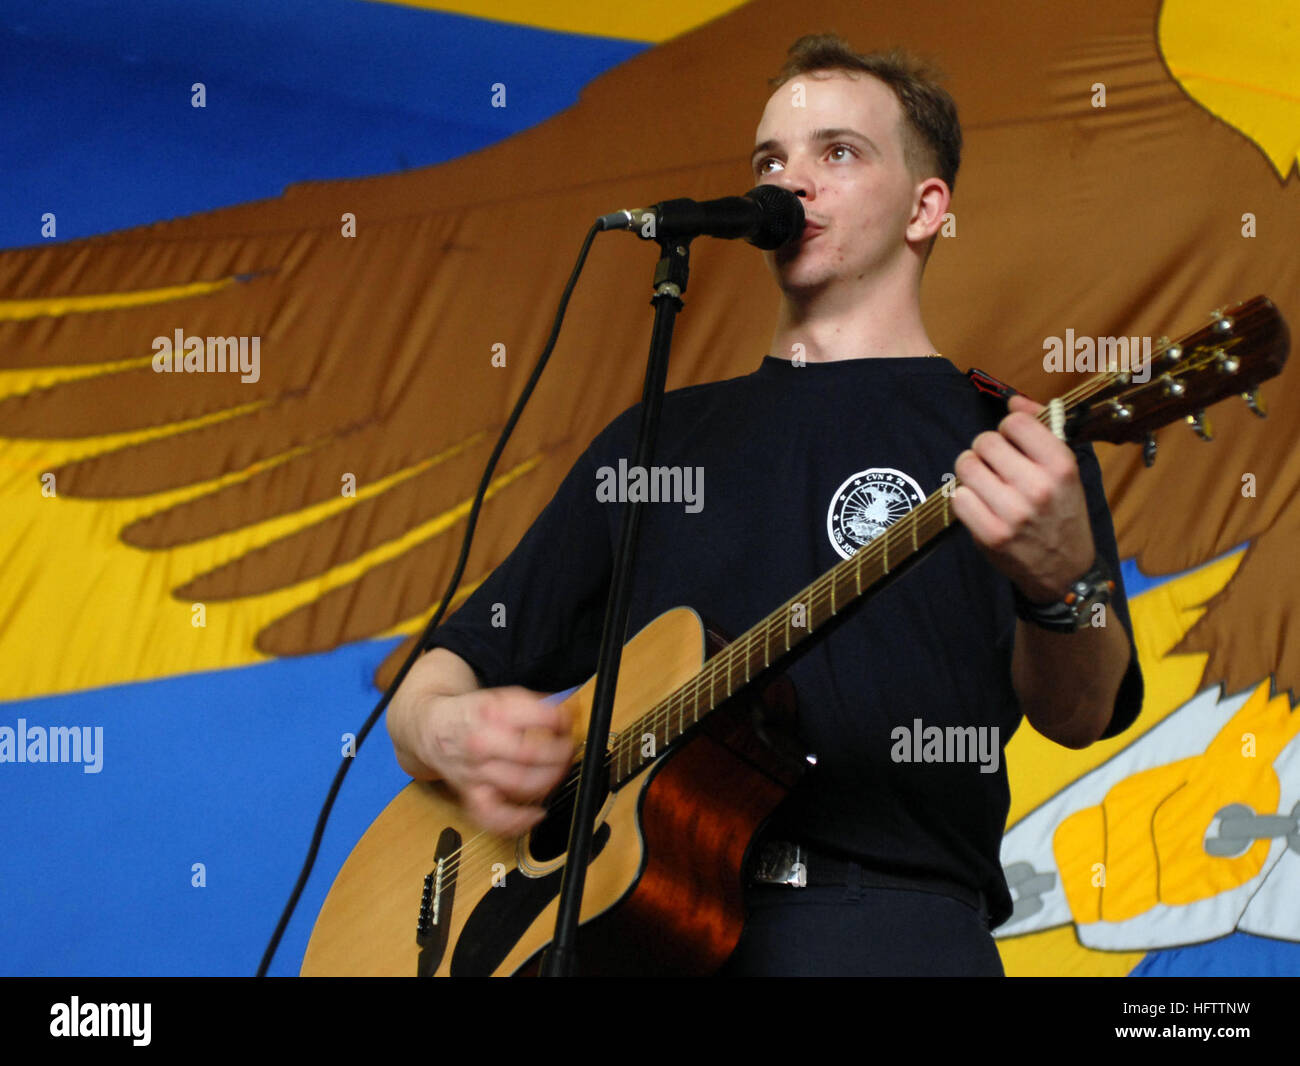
left=1014, top=556, right=1115, bottom=633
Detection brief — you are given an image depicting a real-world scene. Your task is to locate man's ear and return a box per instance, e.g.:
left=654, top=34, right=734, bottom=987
left=908, top=177, right=950, bottom=244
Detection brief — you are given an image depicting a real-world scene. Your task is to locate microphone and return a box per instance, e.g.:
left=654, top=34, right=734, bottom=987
left=597, top=185, right=805, bottom=250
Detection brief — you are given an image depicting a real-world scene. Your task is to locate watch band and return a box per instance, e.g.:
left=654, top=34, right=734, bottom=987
left=1014, top=556, right=1115, bottom=633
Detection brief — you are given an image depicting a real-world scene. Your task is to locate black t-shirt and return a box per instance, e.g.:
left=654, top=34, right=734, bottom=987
left=428, top=354, right=1144, bottom=928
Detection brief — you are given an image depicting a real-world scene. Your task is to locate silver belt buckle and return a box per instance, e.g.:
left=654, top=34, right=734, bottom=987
left=751, top=841, right=807, bottom=887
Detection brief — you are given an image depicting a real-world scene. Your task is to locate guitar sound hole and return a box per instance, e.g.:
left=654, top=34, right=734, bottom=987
left=527, top=768, right=610, bottom=862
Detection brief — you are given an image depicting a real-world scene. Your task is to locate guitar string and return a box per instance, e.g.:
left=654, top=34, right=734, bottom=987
left=435, top=370, right=1144, bottom=888
left=434, top=355, right=1215, bottom=890
left=435, top=371, right=1125, bottom=888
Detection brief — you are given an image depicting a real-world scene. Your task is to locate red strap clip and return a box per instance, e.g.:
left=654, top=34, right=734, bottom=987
left=965, top=367, right=1028, bottom=403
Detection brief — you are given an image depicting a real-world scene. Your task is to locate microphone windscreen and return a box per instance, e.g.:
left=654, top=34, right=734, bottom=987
left=744, top=185, right=805, bottom=250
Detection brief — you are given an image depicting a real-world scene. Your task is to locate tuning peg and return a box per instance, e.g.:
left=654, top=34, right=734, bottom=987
left=1142, top=432, right=1157, bottom=467
left=1159, top=373, right=1185, bottom=397
left=1214, top=349, right=1241, bottom=374
left=1187, top=409, right=1213, bottom=441
left=1210, top=309, right=1234, bottom=333
left=1243, top=388, right=1267, bottom=418
left=1107, top=399, right=1133, bottom=422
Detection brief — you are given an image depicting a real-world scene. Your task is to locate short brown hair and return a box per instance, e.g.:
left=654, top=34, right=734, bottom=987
left=769, top=34, right=961, bottom=194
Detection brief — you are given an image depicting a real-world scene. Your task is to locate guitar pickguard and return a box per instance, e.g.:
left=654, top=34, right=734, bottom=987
left=449, top=823, right=611, bottom=977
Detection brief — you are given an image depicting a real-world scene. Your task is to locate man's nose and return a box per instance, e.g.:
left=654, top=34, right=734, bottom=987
left=770, top=164, right=812, bottom=201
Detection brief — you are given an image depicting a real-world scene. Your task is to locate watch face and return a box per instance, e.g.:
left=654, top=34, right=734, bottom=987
left=1068, top=569, right=1114, bottom=627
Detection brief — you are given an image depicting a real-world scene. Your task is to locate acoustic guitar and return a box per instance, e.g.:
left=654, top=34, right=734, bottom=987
left=301, top=296, right=1288, bottom=976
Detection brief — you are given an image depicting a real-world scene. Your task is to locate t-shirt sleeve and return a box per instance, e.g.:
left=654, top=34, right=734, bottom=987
left=425, top=444, right=613, bottom=694
left=1074, top=442, right=1144, bottom=740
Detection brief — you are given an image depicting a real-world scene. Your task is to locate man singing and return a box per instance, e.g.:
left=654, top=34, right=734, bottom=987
left=386, top=33, right=1142, bottom=976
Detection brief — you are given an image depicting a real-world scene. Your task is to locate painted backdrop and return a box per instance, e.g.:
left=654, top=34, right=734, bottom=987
left=0, top=0, right=1296, bottom=975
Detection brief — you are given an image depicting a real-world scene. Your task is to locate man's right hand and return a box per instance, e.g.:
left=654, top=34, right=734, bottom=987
left=421, top=687, right=575, bottom=836
left=387, top=648, right=576, bottom=837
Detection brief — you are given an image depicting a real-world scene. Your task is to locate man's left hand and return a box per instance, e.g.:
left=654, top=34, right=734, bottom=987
left=950, top=393, right=1094, bottom=603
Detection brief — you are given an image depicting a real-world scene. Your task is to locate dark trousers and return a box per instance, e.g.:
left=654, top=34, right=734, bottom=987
left=719, top=871, right=1005, bottom=977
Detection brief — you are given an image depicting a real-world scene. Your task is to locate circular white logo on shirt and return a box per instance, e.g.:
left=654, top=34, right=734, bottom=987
left=827, top=468, right=927, bottom=560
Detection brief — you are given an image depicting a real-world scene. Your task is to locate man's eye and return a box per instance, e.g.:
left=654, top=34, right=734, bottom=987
left=828, top=144, right=855, bottom=161
left=757, top=157, right=783, bottom=175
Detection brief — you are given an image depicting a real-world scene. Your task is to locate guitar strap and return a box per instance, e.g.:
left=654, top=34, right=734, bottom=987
left=965, top=366, right=1069, bottom=441
left=964, top=366, right=1026, bottom=406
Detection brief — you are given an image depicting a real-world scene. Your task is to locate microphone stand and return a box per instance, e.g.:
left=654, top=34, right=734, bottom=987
left=539, top=234, right=692, bottom=976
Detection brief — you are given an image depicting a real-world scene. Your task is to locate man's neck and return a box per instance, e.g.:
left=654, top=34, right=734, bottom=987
left=768, top=269, right=936, bottom=365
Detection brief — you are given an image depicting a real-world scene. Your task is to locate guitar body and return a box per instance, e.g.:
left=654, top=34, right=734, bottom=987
left=300, top=606, right=806, bottom=976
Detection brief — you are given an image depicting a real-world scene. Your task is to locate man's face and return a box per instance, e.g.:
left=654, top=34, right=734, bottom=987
left=751, top=70, right=924, bottom=296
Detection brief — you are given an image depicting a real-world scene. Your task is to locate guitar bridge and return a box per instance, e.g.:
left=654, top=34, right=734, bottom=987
left=416, top=827, right=461, bottom=977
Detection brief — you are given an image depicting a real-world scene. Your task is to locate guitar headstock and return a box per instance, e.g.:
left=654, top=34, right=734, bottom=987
left=1063, top=296, right=1289, bottom=462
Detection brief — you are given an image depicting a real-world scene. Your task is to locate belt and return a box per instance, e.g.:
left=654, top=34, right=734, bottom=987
left=748, top=839, right=990, bottom=925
